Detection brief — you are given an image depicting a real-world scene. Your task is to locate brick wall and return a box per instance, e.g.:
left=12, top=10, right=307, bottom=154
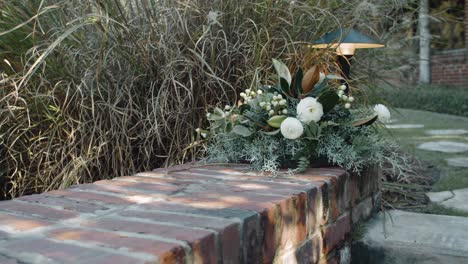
left=430, top=49, right=468, bottom=86
left=0, top=164, right=380, bottom=264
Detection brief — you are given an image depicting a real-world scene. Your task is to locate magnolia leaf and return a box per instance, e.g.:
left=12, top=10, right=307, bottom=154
left=273, top=59, right=291, bottom=86
left=352, top=115, right=378, bottom=127
left=232, top=125, right=253, bottom=137
left=317, top=90, right=340, bottom=113
left=239, top=104, right=251, bottom=113
left=267, top=115, right=287, bottom=128
left=279, top=77, right=290, bottom=95
left=301, top=65, right=320, bottom=94
left=293, top=68, right=304, bottom=97
left=263, top=129, right=281, bottom=135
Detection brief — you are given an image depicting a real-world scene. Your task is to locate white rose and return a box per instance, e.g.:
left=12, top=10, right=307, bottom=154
left=296, top=97, right=324, bottom=123
left=280, top=117, right=304, bottom=140
left=374, top=104, right=391, bottom=123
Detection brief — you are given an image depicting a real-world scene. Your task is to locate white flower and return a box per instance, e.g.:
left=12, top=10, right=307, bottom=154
left=348, top=96, right=355, bottom=102
left=296, top=97, right=324, bottom=123
left=345, top=103, right=351, bottom=109
left=266, top=105, right=271, bottom=111
left=240, top=92, right=246, bottom=97
left=280, top=117, right=304, bottom=140
left=245, top=89, right=251, bottom=93
left=277, top=94, right=283, bottom=99
left=338, top=90, right=344, bottom=97
left=272, top=101, right=278, bottom=107
left=374, top=104, right=391, bottom=123
left=273, top=95, right=278, bottom=100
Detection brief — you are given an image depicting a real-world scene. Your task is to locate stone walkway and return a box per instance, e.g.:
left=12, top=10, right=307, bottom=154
left=353, top=210, right=468, bottom=264
left=426, top=188, right=468, bottom=212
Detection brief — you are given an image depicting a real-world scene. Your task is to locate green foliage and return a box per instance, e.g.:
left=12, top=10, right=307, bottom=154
left=379, top=85, right=468, bottom=117
left=0, top=0, right=414, bottom=197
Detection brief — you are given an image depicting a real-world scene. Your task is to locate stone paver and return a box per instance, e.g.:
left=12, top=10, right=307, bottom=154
left=417, top=141, right=468, bottom=153
left=353, top=210, right=468, bottom=264
left=425, top=129, right=468, bottom=136
left=446, top=157, right=468, bottom=167
left=385, top=124, right=425, bottom=129
left=426, top=188, right=468, bottom=212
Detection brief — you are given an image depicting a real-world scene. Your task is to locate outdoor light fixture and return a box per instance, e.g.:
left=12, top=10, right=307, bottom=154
left=311, top=28, right=384, bottom=85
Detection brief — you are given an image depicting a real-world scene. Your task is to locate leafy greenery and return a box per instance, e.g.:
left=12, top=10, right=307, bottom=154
left=379, top=85, right=468, bottom=117
left=0, top=0, right=414, bottom=198
left=203, top=59, right=399, bottom=174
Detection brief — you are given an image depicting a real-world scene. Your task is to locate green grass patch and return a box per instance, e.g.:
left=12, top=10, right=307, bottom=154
left=385, top=109, right=468, bottom=192
left=380, top=85, right=468, bottom=117
left=415, top=203, right=468, bottom=218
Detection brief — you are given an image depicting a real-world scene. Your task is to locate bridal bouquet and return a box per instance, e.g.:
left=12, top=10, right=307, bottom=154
left=198, top=59, right=392, bottom=173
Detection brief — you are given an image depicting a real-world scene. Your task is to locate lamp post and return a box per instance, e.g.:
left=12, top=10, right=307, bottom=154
left=311, top=28, right=384, bottom=90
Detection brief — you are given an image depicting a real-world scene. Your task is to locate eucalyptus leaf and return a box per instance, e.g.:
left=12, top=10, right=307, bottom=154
left=267, top=115, right=287, bottom=128
left=272, top=59, right=291, bottom=86
left=232, top=125, right=253, bottom=137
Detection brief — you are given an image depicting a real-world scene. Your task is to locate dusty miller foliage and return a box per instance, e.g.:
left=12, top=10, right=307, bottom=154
left=206, top=106, right=400, bottom=174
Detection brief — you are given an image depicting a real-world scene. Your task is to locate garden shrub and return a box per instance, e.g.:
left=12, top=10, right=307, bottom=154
left=0, top=0, right=412, bottom=198
left=380, top=84, right=468, bottom=117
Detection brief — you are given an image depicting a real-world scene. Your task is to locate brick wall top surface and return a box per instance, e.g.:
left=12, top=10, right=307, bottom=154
left=0, top=164, right=378, bottom=264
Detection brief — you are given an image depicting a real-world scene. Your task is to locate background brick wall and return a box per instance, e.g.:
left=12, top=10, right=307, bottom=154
left=430, top=49, right=468, bottom=86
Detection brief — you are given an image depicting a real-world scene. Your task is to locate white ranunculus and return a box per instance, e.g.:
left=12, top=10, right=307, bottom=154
left=374, top=104, right=391, bottom=123
left=296, top=97, right=324, bottom=123
left=280, top=117, right=304, bottom=140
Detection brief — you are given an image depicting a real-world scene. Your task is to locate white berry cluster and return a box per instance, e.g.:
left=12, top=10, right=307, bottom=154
left=258, top=91, right=288, bottom=116
left=337, top=85, right=355, bottom=109
left=240, top=88, right=261, bottom=103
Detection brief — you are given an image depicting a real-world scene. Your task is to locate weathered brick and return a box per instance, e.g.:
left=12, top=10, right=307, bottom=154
left=0, top=213, right=52, bottom=232
left=94, top=179, right=182, bottom=193
left=47, top=190, right=134, bottom=205
left=241, top=214, right=263, bottom=263
left=48, top=228, right=185, bottom=264
left=81, top=218, right=216, bottom=263
left=18, top=194, right=111, bottom=214
left=294, top=232, right=322, bottom=264
left=0, top=200, right=78, bottom=221
left=2, top=239, right=148, bottom=264
left=351, top=197, right=373, bottom=224
left=322, top=213, right=351, bottom=254
left=261, top=206, right=278, bottom=263
left=307, top=187, right=322, bottom=236
left=0, top=255, right=19, bottom=264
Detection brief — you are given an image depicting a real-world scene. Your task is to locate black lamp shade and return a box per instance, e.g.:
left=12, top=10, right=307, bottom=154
left=312, top=28, right=384, bottom=55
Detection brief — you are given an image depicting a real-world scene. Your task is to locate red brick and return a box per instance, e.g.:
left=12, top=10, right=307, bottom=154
left=322, top=213, right=351, bottom=254
left=0, top=213, right=52, bottom=232
left=0, top=201, right=78, bottom=221
left=306, top=187, right=322, bottom=235
left=81, top=218, right=216, bottom=263
left=94, top=179, right=182, bottom=193
left=46, top=189, right=134, bottom=205
left=0, top=255, right=19, bottom=264
left=70, top=182, right=171, bottom=198
left=118, top=210, right=237, bottom=230
left=295, top=232, right=322, bottom=264
left=3, top=239, right=148, bottom=264
left=351, top=197, right=373, bottom=224
left=18, top=194, right=111, bottom=214
left=261, top=206, right=278, bottom=263
left=219, top=223, right=241, bottom=264
left=48, top=228, right=185, bottom=264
